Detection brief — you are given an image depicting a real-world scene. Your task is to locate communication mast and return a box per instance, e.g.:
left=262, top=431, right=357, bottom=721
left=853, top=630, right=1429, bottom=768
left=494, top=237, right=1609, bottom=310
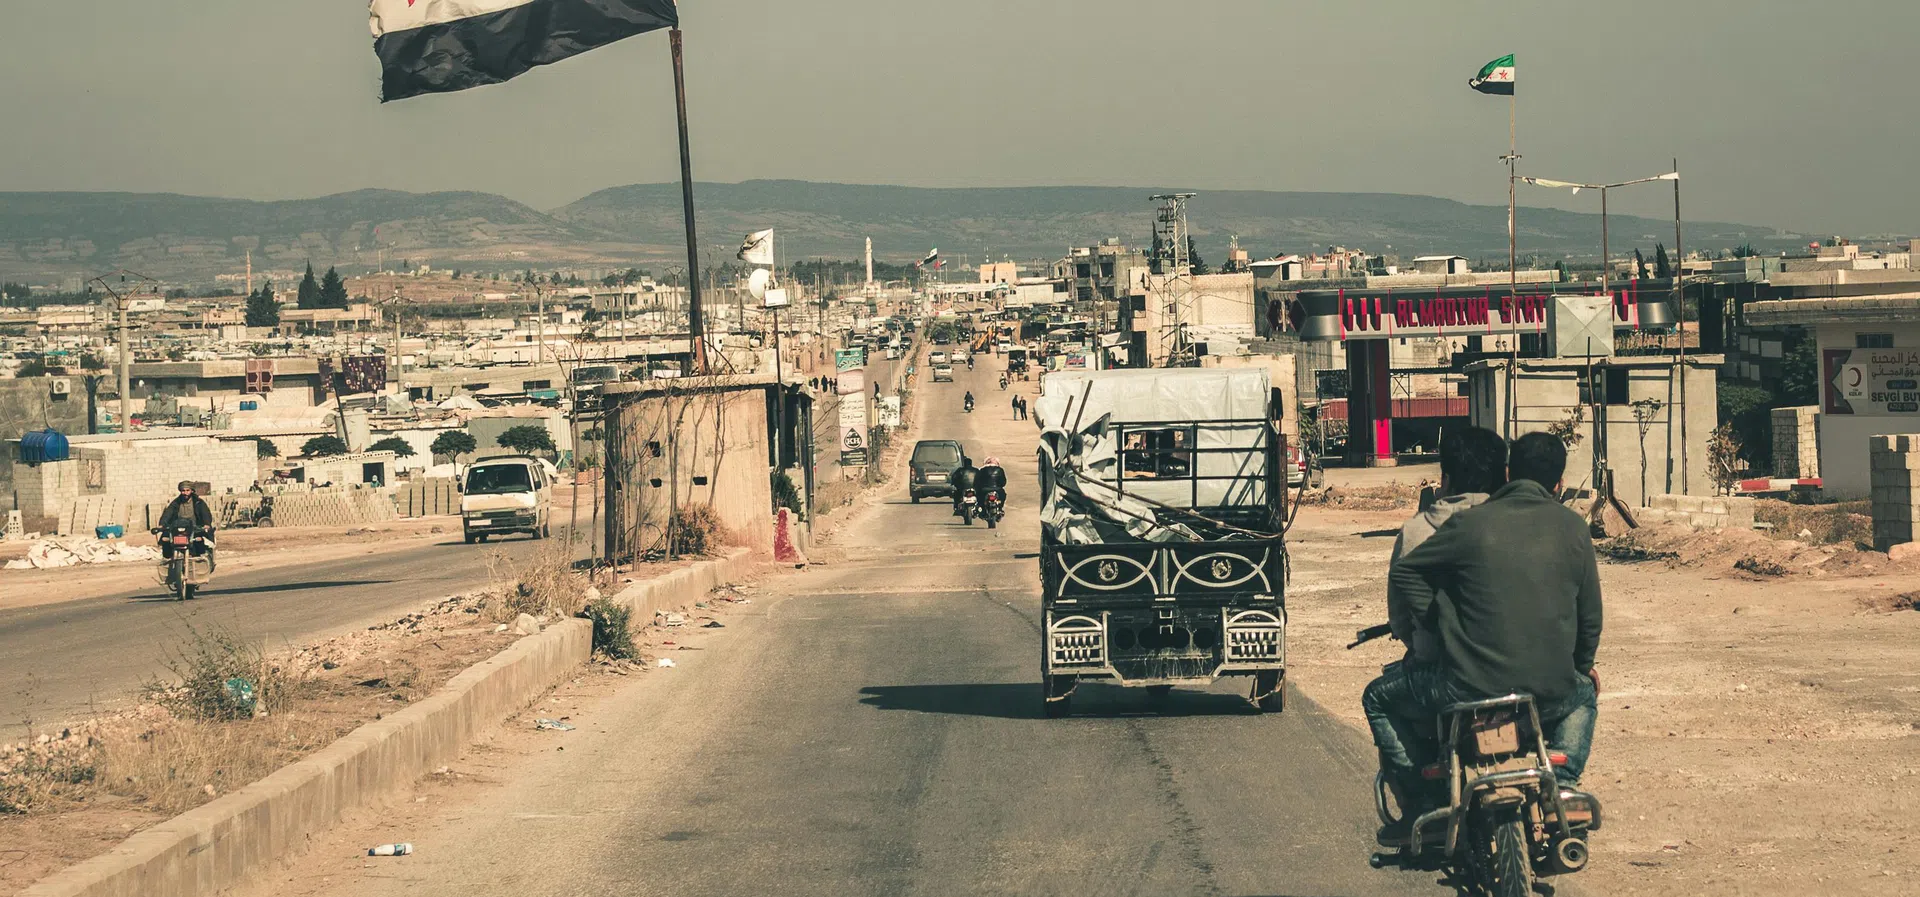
left=1150, top=193, right=1197, bottom=367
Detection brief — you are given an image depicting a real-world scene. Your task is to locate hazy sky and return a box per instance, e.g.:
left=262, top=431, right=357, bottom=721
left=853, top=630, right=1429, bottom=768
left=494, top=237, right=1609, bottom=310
left=3, top=0, right=1915, bottom=236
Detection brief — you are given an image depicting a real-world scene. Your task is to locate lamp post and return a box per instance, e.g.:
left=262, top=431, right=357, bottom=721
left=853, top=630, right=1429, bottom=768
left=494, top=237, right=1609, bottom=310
left=1521, top=172, right=1679, bottom=295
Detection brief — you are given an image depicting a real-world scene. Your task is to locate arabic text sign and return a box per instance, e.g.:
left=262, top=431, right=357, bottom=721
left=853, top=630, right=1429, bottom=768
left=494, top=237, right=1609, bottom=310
left=1826, top=348, right=1920, bottom=415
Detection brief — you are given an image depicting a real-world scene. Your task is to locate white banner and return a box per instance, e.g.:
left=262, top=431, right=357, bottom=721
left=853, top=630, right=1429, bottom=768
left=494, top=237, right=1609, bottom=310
left=737, top=229, right=774, bottom=266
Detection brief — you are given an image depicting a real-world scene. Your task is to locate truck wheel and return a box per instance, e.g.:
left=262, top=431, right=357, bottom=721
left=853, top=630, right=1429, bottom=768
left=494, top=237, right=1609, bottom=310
left=911, top=494, right=921, bottom=504
left=464, top=532, right=476, bottom=545
left=1254, top=671, right=1287, bottom=713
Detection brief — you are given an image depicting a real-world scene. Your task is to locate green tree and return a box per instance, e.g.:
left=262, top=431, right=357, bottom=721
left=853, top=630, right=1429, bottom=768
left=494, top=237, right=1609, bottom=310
left=449, top=269, right=461, bottom=280
left=1187, top=237, right=1210, bottom=275
left=1779, top=336, right=1820, bottom=406
left=1554, top=260, right=1569, bottom=281
left=1717, top=384, right=1774, bottom=469
left=430, top=430, right=477, bottom=461
left=1, top=281, right=31, bottom=306
left=1632, top=248, right=1649, bottom=280
left=17, top=357, right=48, bottom=377
left=1731, top=243, right=1759, bottom=259
left=369, top=435, right=417, bottom=457
left=318, top=267, right=350, bottom=310
left=296, top=263, right=322, bottom=309
left=257, top=438, right=280, bottom=459
left=1654, top=243, right=1673, bottom=279
left=301, top=435, right=350, bottom=457
left=244, top=280, right=280, bottom=327
left=495, top=424, right=556, bottom=455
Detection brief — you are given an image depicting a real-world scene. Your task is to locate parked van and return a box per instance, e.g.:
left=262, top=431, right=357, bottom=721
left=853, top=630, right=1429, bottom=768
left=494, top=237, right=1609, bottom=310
left=460, top=455, right=553, bottom=543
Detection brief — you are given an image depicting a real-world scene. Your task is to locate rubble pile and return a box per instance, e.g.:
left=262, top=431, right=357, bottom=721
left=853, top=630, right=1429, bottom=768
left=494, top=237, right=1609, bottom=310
left=2, top=538, right=163, bottom=570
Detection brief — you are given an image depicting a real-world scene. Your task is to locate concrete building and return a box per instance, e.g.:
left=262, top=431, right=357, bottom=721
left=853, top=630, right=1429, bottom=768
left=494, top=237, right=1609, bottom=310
left=128, top=358, right=326, bottom=404
left=978, top=261, right=1020, bottom=284
left=1466, top=355, right=1721, bottom=506
left=469, top=410, right=575, bottom=465
left=1059, top=240, right=1149, bottom=309
left=0, top=376, right=94, bottom=517
left=1745, top=280, right=1920, bottom=499
left=9, top=433, right=262, bottom=534
left=1121, top=271, right=1257, bottom=367
left=1412, top=255, right=1472, bottom=275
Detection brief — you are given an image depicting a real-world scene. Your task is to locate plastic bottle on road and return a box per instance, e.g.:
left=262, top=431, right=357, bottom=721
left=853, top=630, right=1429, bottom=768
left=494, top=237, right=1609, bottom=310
left=368, top=843, right=414, bottom=857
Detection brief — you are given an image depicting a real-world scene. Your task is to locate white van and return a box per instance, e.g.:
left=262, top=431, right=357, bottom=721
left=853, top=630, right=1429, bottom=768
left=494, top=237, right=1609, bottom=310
left=460, top=455, right=553, bottom=543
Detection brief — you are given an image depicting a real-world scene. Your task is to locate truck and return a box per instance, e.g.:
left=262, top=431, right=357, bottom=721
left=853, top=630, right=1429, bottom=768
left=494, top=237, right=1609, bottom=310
left=1033, top=368, right=1287, bottom=717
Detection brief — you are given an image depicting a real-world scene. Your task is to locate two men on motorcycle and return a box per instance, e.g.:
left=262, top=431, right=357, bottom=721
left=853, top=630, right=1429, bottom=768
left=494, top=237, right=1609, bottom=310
left=1364, top=430, right=1601, bottom=846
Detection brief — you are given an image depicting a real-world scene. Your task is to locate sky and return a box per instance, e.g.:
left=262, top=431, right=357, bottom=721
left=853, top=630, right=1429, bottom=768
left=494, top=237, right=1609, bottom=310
left=2, top=0, right=1915, bottom=237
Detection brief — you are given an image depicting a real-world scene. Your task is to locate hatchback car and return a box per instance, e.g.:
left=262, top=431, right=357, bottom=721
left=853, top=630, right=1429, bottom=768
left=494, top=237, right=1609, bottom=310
left=909, top=439, right=967, bottom=502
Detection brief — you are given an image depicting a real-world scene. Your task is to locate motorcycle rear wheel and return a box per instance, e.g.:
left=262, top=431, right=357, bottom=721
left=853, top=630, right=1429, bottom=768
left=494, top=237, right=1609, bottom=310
left=1486, top=817, right=1532, bottom=897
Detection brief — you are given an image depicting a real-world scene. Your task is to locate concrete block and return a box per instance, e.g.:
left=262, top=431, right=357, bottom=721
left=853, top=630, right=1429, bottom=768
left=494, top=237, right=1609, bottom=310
left=1727, top=497, right=1757, bottom=529
left=1871, top=435, right=1897, bottom=453
left=1650, top=494, right=1680, bottom=511
left=1888, top=541, right=1920, bottom=562
left=1676, top=496, right=1707, bottom=514
left=1688, top=514, right=1720, bottom=529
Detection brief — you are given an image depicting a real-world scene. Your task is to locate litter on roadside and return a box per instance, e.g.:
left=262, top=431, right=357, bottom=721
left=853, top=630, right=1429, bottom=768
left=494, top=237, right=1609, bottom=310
left=3, top=537, right=163, bottom=570
left=534, top=718, right=575, bottom=731
left=656, top=657, right=676, bottom=668
left=368, top=843, right=414, bottom=857
left=662, top=612, right=686, bottom=627
left=702, top=621, right=725, bottom=629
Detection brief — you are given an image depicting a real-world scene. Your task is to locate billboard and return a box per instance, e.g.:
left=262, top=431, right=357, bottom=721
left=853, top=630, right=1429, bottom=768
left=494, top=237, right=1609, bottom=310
left=837, top=368, right=868, bottom=466
left=1825, top=348, right=1920, bottom=415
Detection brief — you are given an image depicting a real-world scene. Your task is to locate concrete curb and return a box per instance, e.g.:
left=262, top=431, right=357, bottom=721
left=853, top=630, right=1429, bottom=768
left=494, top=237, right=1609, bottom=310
left=23, top=549, right=758, bottom=897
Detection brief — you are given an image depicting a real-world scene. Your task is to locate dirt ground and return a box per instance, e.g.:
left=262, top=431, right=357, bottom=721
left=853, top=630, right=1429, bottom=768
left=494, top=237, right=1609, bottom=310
left=1284, top=503, right=1920, bottom=897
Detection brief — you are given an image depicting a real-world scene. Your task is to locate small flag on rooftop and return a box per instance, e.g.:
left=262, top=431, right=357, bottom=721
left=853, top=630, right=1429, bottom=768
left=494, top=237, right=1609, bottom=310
left=1468, top=54, right=1516, bottom=96
left=737, top=229, right=774, bottom=266
left=369, top=0, right=679, bottom=102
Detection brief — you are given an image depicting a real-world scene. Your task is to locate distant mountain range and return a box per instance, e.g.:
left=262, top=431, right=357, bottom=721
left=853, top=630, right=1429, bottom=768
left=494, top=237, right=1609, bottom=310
left=0, top=180, right=1801, bottom=283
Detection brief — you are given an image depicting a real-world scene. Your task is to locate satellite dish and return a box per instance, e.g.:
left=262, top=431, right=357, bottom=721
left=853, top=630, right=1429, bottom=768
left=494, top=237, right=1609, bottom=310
left=748, top=268, right=772, bottom=301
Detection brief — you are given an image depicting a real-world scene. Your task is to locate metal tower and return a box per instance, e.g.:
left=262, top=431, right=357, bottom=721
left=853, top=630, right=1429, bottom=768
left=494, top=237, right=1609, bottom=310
left=1150, top=193, right=1197, bottom=367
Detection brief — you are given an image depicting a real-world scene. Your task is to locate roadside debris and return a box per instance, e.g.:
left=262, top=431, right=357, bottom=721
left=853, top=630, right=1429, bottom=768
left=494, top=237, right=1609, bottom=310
left=513, top=613, right=542, bottom=635
left=661, top=612, right=686, bottom=627
left=702, top=621, right=725, bottom=629
left=534, top=718, right=575, bottom=731
left=656, top=658, right=676, bottom=669
left=367, top=843, right=414, bottom=857
left=3, top=537, right=162, bottom=570
left=1735, top=556, right=1790, bottom=577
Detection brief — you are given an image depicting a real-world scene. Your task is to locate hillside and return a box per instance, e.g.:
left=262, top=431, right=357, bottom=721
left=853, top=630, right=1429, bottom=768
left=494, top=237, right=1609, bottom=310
left=555, top=179, right=1797, bottom=264
left=0, top=189, right=612, bottom=280
left=0, top=181, right=1798, bottom=282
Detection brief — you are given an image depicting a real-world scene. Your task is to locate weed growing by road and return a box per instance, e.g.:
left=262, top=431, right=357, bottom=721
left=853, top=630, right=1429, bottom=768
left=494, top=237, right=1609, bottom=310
left=143, top=623, right=301, bottom=722
left=484, top=542, right=585, bottom=621
left=584, top=596, right=638, bottom=660
left=671, top=503, right=728, bottom=556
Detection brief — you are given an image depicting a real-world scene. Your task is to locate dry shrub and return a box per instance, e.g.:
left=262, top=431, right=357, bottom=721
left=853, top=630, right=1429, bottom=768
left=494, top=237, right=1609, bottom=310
left=142, top=623, right=303, bottom=722
left=672, top=503, right=730, bottom=556
left=99, top=714, right=337, bottom=815
left=482, top=542, right=585, bottom=621
left=1755, top=499, right=1872, bottom=548
left=584, top=596, right=638, bottom=660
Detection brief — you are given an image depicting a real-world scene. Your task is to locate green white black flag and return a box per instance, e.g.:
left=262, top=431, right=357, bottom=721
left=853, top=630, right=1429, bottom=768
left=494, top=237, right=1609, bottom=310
left=1469, top=54, right=1515, bottom=95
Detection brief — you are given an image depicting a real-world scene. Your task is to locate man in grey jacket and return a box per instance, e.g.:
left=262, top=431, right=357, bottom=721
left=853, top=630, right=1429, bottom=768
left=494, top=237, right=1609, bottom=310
left=1362, top=427, right=1506, bottom=837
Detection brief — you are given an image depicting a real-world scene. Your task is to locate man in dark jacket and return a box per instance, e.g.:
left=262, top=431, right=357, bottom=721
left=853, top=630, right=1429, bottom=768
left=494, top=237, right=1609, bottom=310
left=156, top=480, right=216, bottom=569
left=1377, top=433, right=1602, bottom=832
left=948, top=456, right=979, bottom=518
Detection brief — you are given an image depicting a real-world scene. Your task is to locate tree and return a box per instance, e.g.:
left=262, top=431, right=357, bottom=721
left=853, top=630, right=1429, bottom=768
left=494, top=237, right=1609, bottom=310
left=1554, top=260, right=1568, bottom=281
left=245, top=280, right=280, bottom=327
left=1654, top=243, right=1673, bottom=279
left=301, top=435, right=349, bottom=457
left=430, top=430, right=477, bottom=461
left=1632, top=248, right=1649, bottom=280
left=1, top=281, right=31, bottom=306
left=318, top=267, right=350, bottom=310
left=449, top=269, right=461, bottom=280
left=17, top=358, right=48, bottom=377
left=369, top=436, right=417, bottom=458
left=1187, top=238, right=1210, bottom=276
left=257, top=438, right=280, bottom=459
left=296, top=263, right=322, bottom=309
left=1779, top=336, right=1820, bottom=406
left=495, top=425, right=556, bottom=455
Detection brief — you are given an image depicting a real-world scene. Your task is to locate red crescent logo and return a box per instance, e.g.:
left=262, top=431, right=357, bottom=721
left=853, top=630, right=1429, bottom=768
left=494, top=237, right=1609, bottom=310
left=1848, top=368, right=1863, bottom=388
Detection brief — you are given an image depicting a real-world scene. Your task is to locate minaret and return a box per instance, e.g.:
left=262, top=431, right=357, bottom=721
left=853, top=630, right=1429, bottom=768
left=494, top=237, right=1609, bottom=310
left=864, top=238, right=874, bottom=288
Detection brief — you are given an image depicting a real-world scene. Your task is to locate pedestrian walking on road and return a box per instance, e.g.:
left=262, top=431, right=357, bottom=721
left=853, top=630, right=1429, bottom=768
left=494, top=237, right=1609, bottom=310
left=1011, top=395, right=1020, bottom=418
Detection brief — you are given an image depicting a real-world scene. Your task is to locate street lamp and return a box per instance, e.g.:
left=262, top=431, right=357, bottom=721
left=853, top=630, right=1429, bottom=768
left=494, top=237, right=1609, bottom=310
left=1521, top=172, right=1678, bottom=295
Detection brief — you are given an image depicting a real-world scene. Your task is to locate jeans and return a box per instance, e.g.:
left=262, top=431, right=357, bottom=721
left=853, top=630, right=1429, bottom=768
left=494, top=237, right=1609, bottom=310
left=1363, top=661, right=1597, bottom=792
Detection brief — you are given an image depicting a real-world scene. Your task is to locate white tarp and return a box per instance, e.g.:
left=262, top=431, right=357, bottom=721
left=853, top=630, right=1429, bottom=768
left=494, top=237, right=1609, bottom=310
left=1036, top=368, right=1272, bottom=545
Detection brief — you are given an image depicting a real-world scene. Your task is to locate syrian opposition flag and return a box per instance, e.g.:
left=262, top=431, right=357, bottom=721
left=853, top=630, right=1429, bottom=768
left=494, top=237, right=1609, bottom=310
left=737, top=229, right=774, bottom=266
left=370, top=0, right=679, bottom=102
left=916, top=248, right=940, bottom=269
left=1469, top=54, right=1516, bottom=95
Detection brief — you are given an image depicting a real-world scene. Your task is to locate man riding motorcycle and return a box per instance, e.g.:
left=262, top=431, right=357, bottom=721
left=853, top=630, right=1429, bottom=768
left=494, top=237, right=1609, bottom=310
left=976, top=456, right=1008, bottom=513
left=963, top=390, right=975, bottom=413
left=948, top=456, right=979, bottom=518
left=155, top=480, right=216, bottom=572
left=1370, top=432, right=1601, bottom=845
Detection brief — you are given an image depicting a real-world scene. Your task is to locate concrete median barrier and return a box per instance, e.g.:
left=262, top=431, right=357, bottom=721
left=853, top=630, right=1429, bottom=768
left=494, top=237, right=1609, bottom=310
left=23, top=548, right=758, bottom=897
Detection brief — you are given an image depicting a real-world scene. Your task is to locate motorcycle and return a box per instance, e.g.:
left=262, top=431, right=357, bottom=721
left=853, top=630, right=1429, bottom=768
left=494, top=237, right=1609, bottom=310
left=963, top=396, right=975, bottom=413
left=153, top=523, right=214, bottom=601
left=1351, top=625, right=1600, bottom=896
left=957, top=488, right=978, bottom=525
left=999, top=375, right=1008, bottom=390
left=978, top=488, right=1004, bottom=529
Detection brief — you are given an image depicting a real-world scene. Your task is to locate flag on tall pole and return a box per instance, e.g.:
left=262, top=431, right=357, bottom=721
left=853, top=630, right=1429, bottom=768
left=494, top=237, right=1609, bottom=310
left=369, top=0, right=679, bottom=102
left=916, top=248, right=940, bottom=269
left=1469, top=54, right=1516, bottom=95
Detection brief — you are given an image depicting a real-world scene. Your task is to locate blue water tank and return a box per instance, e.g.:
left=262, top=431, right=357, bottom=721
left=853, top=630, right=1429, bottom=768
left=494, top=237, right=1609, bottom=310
left=19, top=429, right=70, bottom=465
left=239, top=400, right=259, bottom=411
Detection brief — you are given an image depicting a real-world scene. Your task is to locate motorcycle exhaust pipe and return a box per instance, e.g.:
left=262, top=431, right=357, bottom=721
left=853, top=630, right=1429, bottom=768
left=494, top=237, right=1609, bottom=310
left=1553, top=837, right=1589, bottom=873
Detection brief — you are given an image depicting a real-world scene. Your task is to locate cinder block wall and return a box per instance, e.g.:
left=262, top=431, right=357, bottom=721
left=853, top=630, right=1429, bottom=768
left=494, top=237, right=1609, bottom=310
left=1870, top=434, right=1920, bottom=551
left=1771, top=406, right=1819, bottom=479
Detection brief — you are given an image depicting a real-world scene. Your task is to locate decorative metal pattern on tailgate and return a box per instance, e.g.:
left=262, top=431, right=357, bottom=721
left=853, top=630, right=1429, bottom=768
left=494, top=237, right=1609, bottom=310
left=1048, top=615, right=1107, bottom=668
left=1061, top=553, right=1156, bottom=594
left=1224, top=609, right=1285, bottom=663
left=1169, top=548, right=1270, bottom=593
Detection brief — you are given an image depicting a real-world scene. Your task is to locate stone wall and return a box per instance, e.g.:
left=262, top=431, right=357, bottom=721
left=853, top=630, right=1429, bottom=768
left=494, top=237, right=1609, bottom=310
left=12, top=437, right=261, bottom=534
left=1, top=376, right=94, bottom=516
left=1869, top=434, right=1920, bottom=551
left=1771, top=405, right=1819, bottom=479
left=1639, top=494, right=1756, bottom=530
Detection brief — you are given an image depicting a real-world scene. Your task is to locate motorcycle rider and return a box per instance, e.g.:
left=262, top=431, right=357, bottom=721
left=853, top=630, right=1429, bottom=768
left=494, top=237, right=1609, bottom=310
left=976, top=455, right=1008, bottom=513
left=155, top=480, right=216, bottom=573
left=948, top=455, right=979, bottom=518
left=1361, top=427, right=1505, bottom=835
left=963, top=390, right=975, bottom=413
left=1377, top=432, right=1602, bottom=844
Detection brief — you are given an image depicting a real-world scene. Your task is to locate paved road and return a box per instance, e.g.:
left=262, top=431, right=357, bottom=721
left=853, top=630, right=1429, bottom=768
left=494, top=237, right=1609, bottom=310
left=0, top=526, right=580, bottom=736
left=279, top=361, right=1453, bottom=897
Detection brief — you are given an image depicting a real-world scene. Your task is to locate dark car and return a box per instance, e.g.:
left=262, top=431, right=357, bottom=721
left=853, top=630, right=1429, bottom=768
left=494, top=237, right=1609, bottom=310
left=909, top=439, right=967, bottom=503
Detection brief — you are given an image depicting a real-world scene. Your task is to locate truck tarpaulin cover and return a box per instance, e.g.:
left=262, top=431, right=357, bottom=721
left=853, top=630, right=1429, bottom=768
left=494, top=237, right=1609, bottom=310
left=1034, top=368, right=1271, bottom=546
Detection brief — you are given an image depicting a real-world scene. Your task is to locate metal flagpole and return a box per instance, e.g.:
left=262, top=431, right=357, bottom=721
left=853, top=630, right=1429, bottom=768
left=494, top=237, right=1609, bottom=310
left=670, top=28, right=706, bottom=374
left=1503, top=90, right=1519, bottom=441
left=1673, top=158, right=1688, bottom=494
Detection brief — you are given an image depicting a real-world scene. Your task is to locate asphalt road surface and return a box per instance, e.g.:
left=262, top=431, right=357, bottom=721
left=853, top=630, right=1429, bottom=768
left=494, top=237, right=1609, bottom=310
left=277, top=359, right=1466, bottom=897
left=0, top=524, right=581, bottom=736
